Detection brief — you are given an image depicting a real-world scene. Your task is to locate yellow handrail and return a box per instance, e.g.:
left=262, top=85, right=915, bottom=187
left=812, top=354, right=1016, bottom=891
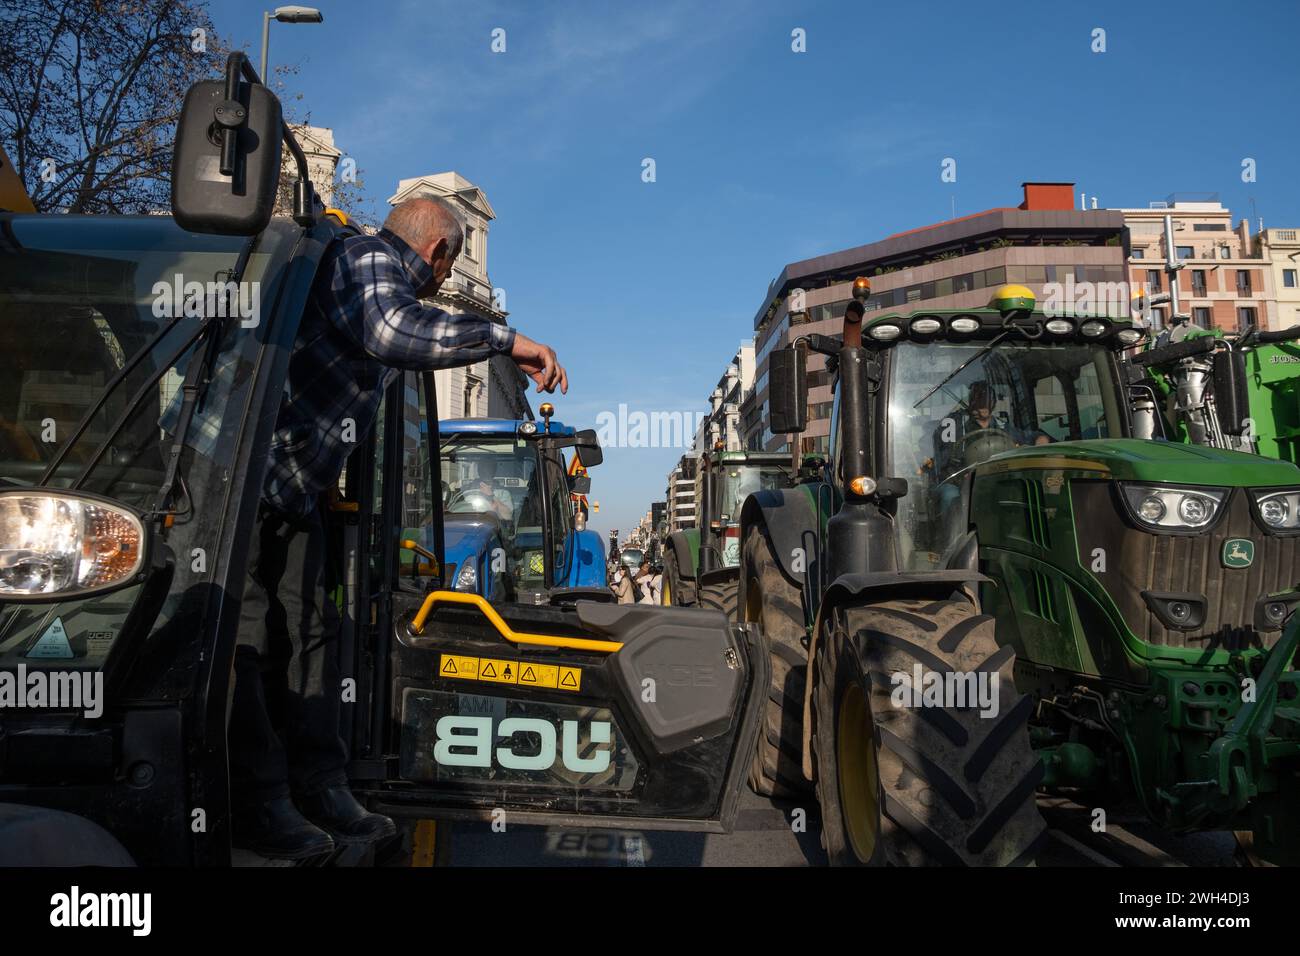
left=409, top=590, right=623, bottom=654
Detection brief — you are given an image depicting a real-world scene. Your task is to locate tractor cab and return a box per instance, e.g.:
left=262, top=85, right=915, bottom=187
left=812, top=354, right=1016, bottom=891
left=0, top=53, right=766, bottom=866
left=663, top=448, right=794, bottom=607
left=420, top=410, right=605, bottom=601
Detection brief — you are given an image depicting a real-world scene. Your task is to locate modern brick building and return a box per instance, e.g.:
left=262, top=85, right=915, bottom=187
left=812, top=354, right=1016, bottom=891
left=743, top=183, right=1127, bottom=454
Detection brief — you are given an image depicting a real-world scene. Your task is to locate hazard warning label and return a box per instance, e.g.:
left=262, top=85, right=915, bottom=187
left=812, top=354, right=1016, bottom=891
left=477, top=658, right=519, bottom=684
left=517, top=662, right=558, bottom=689
left=438, top=654, right=479, bottom=681
left=437, top=654, right=581, bottom=692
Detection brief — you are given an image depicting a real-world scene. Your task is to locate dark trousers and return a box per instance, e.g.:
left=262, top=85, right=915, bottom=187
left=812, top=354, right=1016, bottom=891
left=229, top=500, right=348, bottom=804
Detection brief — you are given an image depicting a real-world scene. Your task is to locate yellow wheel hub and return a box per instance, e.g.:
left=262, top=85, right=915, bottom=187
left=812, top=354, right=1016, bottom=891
left=836, top=682, right=880, bottom=862
left=662, top=577, right=672, bottom=605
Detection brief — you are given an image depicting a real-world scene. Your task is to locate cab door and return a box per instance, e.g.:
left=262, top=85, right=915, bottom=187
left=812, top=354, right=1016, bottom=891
left=350, top=372, right=767, bottom=833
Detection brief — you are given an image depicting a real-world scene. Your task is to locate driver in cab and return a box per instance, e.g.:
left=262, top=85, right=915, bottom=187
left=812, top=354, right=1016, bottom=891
left=473, top=458, right=514, bottom=520
left=926, top=380, right=1049, bottom=486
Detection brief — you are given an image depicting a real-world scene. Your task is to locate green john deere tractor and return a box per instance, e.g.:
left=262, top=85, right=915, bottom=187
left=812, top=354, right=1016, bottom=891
left=735, top=278, right=1300, bottom=865
left=661, top=448, right=796, bottom=615
left=1129, top=321, right=1300, bottom=462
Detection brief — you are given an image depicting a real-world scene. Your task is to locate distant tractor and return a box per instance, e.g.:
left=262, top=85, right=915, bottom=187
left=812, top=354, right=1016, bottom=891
left=410, top=405, right=606, bottom=601
left=661, top=449, right=795, bottom=615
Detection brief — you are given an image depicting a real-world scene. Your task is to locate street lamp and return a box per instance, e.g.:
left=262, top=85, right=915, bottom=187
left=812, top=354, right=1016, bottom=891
left=259, top=6, right=324, bottom=82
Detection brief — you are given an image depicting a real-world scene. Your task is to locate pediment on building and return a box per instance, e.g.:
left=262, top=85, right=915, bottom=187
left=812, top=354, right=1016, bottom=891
left=388, top=172, right=496, bottom=220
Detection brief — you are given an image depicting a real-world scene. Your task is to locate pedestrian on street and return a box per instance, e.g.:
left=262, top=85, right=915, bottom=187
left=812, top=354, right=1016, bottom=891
left=635, top=559, right=661, bottom=605
left=611, top=565, right=636, bottom=604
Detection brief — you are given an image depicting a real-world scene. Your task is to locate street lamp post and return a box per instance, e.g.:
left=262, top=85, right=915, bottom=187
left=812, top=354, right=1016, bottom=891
left=259, top=5, right=324, bottom=82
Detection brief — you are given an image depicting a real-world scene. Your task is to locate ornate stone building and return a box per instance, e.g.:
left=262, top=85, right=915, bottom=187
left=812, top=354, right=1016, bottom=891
left=387, top=172, right=530, bottom=421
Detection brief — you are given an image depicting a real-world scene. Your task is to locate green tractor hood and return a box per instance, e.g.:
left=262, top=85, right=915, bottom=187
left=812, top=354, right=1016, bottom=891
left=979, top=438, right=1300, bottom=487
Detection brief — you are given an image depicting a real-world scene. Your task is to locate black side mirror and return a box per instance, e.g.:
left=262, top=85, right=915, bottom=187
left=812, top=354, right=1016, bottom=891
left=568, top=474, right=591, bottom=495
left=574, top=428, right=603, bottom=467
left=172, top=53, right=284, bottom=235
left=769, top=347, right=808, bottom=434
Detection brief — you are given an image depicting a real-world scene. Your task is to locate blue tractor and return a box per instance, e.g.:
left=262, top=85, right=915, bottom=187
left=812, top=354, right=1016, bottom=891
left=402, top=404, right=606, bottom=602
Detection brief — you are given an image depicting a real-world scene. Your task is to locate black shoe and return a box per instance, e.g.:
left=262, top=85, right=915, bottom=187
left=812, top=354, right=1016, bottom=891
left=298, top=786, right=397, bottom=846
left=233, top=796, right=336, bottom=860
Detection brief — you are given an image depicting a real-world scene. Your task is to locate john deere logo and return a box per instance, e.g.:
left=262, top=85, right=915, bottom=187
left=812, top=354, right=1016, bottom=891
left=1223, top=538, right=1254, bottom=568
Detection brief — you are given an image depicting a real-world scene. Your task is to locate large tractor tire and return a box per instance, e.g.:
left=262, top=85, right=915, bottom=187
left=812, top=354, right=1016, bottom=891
left=811, top=597, right=1046, bottom=866
left=698, top=580, right=738, bottom=619
left=741, top=526, right=811, bottom=799
left=662, top=551, right=695, bottom=607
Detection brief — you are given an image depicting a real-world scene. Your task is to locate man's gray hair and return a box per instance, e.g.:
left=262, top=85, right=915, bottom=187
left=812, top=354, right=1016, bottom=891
left=383, top=195, right=466, bottom=257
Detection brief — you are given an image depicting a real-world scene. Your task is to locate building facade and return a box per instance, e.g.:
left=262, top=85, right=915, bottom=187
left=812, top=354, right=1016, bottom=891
left=1117, top=196, right=1276, bottom=333
left=387, top=172, right=531, bottom=421
left=1256, top=228, right=1300, bottom=331
left=746, top=182, right=1127, bottom=454
left=665, top=455, right=698, bottom=532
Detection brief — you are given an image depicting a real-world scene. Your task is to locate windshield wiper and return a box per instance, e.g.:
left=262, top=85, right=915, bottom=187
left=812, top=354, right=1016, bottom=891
left=912, top=328, right=1015, bottom=409
left=39, top=311, right=193, bottom=485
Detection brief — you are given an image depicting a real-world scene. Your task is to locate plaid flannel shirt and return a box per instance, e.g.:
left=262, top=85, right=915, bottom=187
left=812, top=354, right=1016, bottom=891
left=264, top=228, right=516, bottom=516
left=166, top=228, right=516, bottom=518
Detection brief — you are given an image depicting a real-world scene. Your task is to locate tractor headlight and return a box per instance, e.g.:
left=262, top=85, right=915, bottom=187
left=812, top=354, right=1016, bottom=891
left=1115, top=328, right=1145, bottom=346
left=455, top=561, right=479, bottom=591
left=868, top=322, right=903, bottom=342
left=949, top=316, right=981, bottom=334
left=1080, top=320, right=1108, bottom=337
left=1253, top=489, right=1300, bottom=531
left=1122, top=484, right=1225, bottom=531
left=0, top=491, right=146, bottom=600
left=910, top=317, right=942, bottom=336
left=1044, top=318, right=1074, bottom=335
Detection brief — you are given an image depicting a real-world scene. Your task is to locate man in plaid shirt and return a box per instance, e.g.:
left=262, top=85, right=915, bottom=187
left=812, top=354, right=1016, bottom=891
left=230, top=196, right=567, bottom=859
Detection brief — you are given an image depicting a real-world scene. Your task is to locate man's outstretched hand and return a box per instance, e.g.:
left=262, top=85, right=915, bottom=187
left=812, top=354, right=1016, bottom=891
left=510, top=332, right=568, bottom=394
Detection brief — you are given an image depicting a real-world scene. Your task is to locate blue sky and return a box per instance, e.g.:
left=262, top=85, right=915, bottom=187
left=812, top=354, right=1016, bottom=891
left=213, top=0, right=1300, bottom=543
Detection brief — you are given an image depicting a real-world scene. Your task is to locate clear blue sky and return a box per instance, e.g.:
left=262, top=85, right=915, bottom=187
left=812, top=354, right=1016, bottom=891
left=213, top=0, right=1300, bottom=543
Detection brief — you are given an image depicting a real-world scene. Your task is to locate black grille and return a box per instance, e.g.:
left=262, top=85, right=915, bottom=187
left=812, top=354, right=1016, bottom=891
left=1071, top=481, right=1300, bottom=650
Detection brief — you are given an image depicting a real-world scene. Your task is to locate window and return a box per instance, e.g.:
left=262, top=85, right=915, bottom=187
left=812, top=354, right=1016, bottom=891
left=1236, top=270, right=1253, bottom=296
left=1193, top=223, right=1228, bottom=232
left=888, top=341, right=1121, bottom=572
left=1238, top=307, right=1258, bottom=327
left=464, top=226, right=475, bottom=260
left=1146, top=269, right=1162, bottom=292
left=1176, top=246, right=1194, bottom=260
left=1192, top=270, right=1207, bottom=296
left=1193, top=307, right=1211, bottom=329
left=1220, top=245, right=1231, bottom=259
left=1132, top=248, right=1145, bottom=259
left=1284, top=269, right=1297, bottom=289
left=462, top=375, right=481, bottom=416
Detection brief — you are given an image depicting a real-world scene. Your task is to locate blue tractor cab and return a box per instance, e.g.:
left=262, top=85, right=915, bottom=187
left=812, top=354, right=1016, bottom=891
left=403, top=407, right=606, bottom=602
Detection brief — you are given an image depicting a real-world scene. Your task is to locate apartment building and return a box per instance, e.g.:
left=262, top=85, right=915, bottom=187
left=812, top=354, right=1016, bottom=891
left=1117, top=196, right=1276, bottom=332
left=1257, top=228, right=1300, bottom=330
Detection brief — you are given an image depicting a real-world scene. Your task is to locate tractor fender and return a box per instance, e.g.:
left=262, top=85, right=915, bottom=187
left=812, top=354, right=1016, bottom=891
left=565, top=528, right=608, bottom=588
left=738, top=487, right=818, bottom=588
left=798, top=568, right=990, bottom=780
left=666, top=530, right=697, bottom=580
left=0, top=803, right=135, bottom=866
